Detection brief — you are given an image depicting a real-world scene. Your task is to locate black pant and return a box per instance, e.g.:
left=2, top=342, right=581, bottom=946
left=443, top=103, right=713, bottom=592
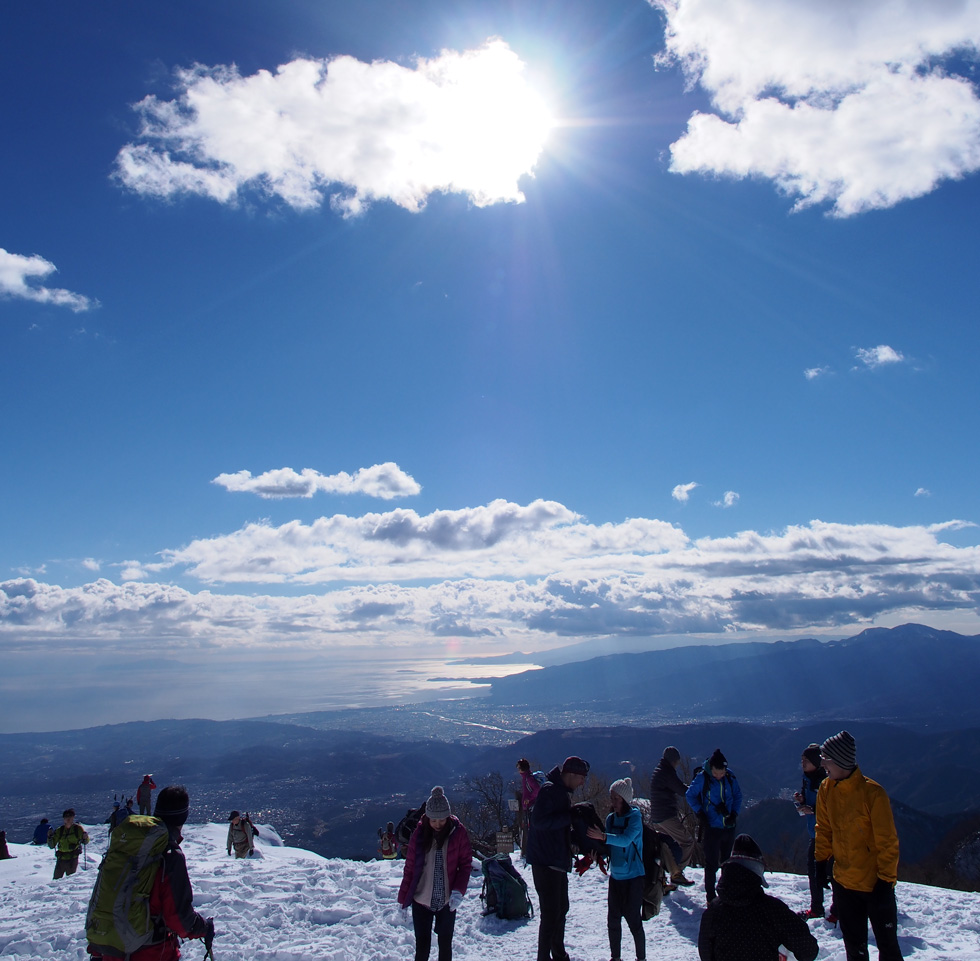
left=832, top=880, right=903, bottom=961
left=702, top=827, right=735, bottom=901
left=532, top=865, right=569, bottom=961
left=607, top=875, right=645, bottom=961
left=411, top=902, right=456, bottom=961
left=806, top=839, right=834, bottom=914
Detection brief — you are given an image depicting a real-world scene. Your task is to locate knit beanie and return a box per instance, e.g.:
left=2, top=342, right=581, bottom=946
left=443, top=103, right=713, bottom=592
left=561, top=756, right=591, bottom=777
left=662, top=746, right=681, bottom=764
left=154, top=785, right=190, bottom=828
left=727, top=833, right=768, bottom=887
left=708, top=748, right=728, bottom=770
left=820, top=730, right=857, bottom=770
left=610, top=777, right=634, bottom=805
left=425, top=785, right=452, bottom=819
left=802, top=743, right=822, bottom=768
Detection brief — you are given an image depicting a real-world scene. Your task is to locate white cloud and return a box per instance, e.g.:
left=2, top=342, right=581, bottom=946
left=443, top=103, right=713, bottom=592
left=672, top=482, right=699, bottom=503
left=3, top=515, right=979, bottom=647
left=714, top=491, right=739, bottom=508
left=651, top=0, right=980, bottom=215
left=81, top=558, right=100, bottom=572
left=0, top=248, right=96, bottom=312
left=114, top=40, right=552, bottom=215
left=212, top=463, right=421, bottom=500
left=804, top=366, right=830, bottom=380
left=855, top=344, right=905, bottom=369
left=915, top=488, right=932, bottom=498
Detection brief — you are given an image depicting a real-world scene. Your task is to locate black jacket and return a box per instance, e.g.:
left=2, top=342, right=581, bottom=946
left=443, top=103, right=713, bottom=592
left=698, top=862, right=818, bottom=961
left=649, top=759, right=688, bottom=823
left=524, top=766, right=573, bottom=872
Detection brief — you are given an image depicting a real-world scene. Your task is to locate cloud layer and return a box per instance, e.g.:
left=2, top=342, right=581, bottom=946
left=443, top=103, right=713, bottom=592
left=0, top=248, right=95, bottom=312
left=114, top=40, right=551, bottom=215
left=652, top=0, right=980, bottom=215
left=212, top=463, right=421, bottom=500
left=3, top=501, right=978, bottom=650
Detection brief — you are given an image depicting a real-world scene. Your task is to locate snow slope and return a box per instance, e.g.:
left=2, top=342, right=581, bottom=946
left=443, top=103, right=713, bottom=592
left=1, top=823, right=978, bottom=960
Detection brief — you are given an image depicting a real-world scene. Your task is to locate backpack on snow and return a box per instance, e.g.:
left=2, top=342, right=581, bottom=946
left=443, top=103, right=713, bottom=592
left=85, top=815, right=172, bottom=956
left=480, top=853, right=534, bottom=920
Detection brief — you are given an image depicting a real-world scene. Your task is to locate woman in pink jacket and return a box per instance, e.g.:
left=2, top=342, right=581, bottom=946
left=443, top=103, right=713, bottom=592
left=398, top=786, right=473, bottom=961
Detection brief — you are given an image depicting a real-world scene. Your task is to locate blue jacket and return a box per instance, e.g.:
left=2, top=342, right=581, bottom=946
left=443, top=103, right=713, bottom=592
left=604, top=806, right=644, bottom=881
left=801, top=769, right=825, bottom=840
left=687, top=766, right=742, bottom=830
left=525, top=766, right=574, bottom=872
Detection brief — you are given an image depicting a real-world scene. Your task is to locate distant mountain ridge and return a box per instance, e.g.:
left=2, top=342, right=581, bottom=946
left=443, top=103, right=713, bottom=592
left=485, top=623, right=980, bottom=725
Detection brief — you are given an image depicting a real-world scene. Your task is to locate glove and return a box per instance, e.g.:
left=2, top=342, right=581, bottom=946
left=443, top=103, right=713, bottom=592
left=873, top=878, right=895, bottom=898
left=204, top=918, right=215, bottom=952
left=449, top=891, right=464, bottom=912
left=722, top=812, right=737, bottom=828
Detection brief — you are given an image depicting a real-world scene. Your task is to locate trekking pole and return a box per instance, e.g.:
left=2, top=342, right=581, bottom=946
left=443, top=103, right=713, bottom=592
left=83, top=842, right=88, bottom=871
left=202, top=917, right=215, bottom=961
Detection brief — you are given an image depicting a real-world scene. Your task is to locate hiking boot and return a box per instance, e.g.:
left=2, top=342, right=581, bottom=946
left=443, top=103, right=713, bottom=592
left=663, top=881, right=678, bottom=892
left=671, top=873, right=695, bottom=887
left=799, top=908, right=823, bottom=921
left=825, top=911, right=838, bottom=927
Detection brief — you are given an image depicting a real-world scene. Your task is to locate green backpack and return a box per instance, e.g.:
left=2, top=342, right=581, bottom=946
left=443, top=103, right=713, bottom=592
left=86, top=815, right=172, bottom=956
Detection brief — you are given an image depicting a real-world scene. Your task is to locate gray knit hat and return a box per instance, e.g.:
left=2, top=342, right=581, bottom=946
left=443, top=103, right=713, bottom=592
left=821, top=730, right=857, bottom=770
left=425, top=785, right=451, bottom=819
left=727, top=833, right=768, bottom=887
left=610, top=777, right=634, bottom=805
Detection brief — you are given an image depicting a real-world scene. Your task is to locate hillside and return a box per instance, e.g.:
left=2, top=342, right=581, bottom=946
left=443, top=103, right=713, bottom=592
left=2, top=822, right=978, bottom=960
left=485, top=623, right=980, bottom=727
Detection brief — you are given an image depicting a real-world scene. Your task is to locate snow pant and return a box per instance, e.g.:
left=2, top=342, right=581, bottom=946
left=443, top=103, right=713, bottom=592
left=411, top=901, right=456, bottom=961
left=53, top=855, right=79, bottom=878
left=653, top=816, right=695, bottom=874
left=807, top=839, right=833, bottom=914
left=832, top=880, right=903, bottom=961
left=232, top=839, right=252, bottom=858
left=607, top=875, right=646, bottom=961
left=532, top=864, right=570, bottom=961
left=701, top=827, right=736, bottom=901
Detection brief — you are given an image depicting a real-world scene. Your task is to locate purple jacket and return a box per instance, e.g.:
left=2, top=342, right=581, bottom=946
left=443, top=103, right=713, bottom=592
left=397, top=816, right=473, bottom=908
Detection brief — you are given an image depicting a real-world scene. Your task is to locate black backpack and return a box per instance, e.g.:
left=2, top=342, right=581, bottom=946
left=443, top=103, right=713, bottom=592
left=395, top=801, right=426, bottom=848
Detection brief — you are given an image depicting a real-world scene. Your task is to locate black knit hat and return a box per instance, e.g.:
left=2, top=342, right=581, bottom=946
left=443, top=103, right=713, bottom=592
left=662, top=746, right=681, bottom=763
left=802, top=743, right=822, bottom=767
left=821, top=730, right=857, bottom=770
left=708, top=748, right=727, bottom=770
left=561, top=756, right=590, bottom=777
left=154, top=785, right=190, bottom=828
left=727, top=833, right=768, bottom=886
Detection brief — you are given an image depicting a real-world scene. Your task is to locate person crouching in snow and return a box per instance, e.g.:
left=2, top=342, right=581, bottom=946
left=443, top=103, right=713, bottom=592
left=398, top=786, right=473, bottom=961
left=698, top=833, right=818, bottom=961
left=587, top=778, right=645, bottom=961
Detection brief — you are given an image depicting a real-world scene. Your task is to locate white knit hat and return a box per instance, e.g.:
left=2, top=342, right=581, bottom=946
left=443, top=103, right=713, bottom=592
left=610, top=777, right=634, bottom=805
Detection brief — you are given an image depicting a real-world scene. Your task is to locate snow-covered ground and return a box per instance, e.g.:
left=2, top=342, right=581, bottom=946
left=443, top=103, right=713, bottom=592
left=1, top=823, right=978, bottom=960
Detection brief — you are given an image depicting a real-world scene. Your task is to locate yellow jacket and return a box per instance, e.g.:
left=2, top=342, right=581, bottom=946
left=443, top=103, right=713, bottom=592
left=814, top=766, right=899, bottom=892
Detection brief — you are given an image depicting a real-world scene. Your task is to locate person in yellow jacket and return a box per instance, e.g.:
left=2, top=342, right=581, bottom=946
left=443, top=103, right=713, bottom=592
left=814, top=730, right=903, bottom=961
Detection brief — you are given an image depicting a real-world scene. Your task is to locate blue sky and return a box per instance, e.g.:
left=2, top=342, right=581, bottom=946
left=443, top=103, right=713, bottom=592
left=3, top=0, right=980, bottom=731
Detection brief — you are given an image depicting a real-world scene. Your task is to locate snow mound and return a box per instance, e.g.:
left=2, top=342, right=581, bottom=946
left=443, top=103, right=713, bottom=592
left=1, top=822, right=977, bottom=960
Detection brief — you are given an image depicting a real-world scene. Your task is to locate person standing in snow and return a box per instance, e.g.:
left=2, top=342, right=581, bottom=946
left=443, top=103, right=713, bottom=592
left=378, top=821, right=398, bottom=859
left=815, top=730, right=903, bottom=961
left=686, top=749, right=742, bottom=904
left=697, top=833, right=818, bottom=961
left=87, top=785, right=211, bottom=961
left=793, top=743, right=833, bottom=921
left=105, top=799, right=130, bottom=834
left=47, top=808, right=90, bottom=878
left=227, top=811, right=255, bottom=858
left=397, top=786, right=473, bottom=961
left=587, top=778, right=646, bottom=961
left=649, top=746, right=696, bottom=888
left=524, top=755, right=591, bottom=961
left=136, top=775, right=156, bottom=816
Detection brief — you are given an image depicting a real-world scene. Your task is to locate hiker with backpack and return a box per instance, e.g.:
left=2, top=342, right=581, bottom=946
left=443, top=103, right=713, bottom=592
left=586, top=778, right=646, bottom=961
left=32, top=818, right=51, bottom=845
left=136, top=775, right=156, bottom=815
left=524, top=755, right=591, bottom=961
left=815, top=730, right=903, bottom=961
left=517, top=758, right=544, bottom=853
left=47, top=808, right=90, bottom=878
left=86, top=784, right=213, bottom=961
left=649, top=746, right=696, bottom=888
left=397, top=786, right=473, bottom=961
left=794, top=742, right=835, bottom=922
left=698, top=833, right=818, bottom=961
left=227, top=811, right=255, bottom=858
left=104, top=799, right=130, bottom=834
left=686, top=749, right=742, bottom=904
